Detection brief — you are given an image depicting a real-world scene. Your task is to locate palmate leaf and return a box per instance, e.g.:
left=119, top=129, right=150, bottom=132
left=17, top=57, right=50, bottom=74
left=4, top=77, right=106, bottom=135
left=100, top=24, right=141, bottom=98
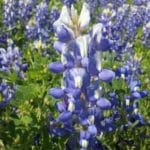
left=0, top=70, right=19, bottom=83
left=20, top=115, right=32, bottom=126
left=112, top=78, right=127, bottom=91
left=0, top=72, right=8, bottom=79
left=15, top=83, right=42, bottom=101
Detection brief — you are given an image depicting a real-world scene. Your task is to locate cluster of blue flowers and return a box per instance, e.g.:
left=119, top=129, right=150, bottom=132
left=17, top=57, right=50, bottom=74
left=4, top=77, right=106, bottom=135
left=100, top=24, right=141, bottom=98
left=1, top=0, right=61, bottom=109
left=49, top=2, right=148, bottom=149
left=0, top=80, right=16, bottom=108
left=65, top=0, right=150, bottom=49
left=3, top=0, right=36, bottom=28
left=133, top=0, right=148, bottom=5
left=3, top=0, right=18, bottom=28
left=142, top=2, right=150, bottom=48
left=0, top=39, right=27, bottom=108
left=98, top=1, right=150, bottom=51
left=3, top=0, right=60, bottom=49
left=25, top=1, right=59, bottom=46
left=142, top=22, right=150, bottom=48
left=17, top=0, right=37, bottom=23
left=0, top=39, right=27, bottom=77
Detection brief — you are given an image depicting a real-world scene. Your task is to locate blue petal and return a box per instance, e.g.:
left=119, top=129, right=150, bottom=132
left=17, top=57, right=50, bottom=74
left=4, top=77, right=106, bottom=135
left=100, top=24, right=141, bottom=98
left=99, top=69, right=115, bottom=82
left=132, top=92, right=141, bottom=99
left=56, top=101, right=66, bottom=112
left=81, top=57, right=89, bottom=68
left=58, top=111, right=72, bottom=122
left=49, top=62, right=65, bottom=73
left=55, top=25, right=72, bottom=42
left=98, top=38, right=110, bottom=51
left=88, top=57, right=98, bottom=76
left=52, top=127, right=68, bottom=136
left=97, top=98, right=111, bottom=109
left=80, top=131, right=90, bottom=139
left=140, top=90, right=148, bottom=98
left=49, top=88, right=64, bottom=99
left=65, top=88, right=81, bottom=99
left=129, top=80, right=141, bottom=91
left=88, top=125, right=97, bottom=136
left=53, top=41, right=67, bottom=53
left=21, top=63, right=28, bottom=71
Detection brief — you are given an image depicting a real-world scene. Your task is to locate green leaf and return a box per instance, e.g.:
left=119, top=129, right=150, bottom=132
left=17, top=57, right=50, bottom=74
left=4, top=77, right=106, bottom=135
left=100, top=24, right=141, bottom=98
left=20, top=116, right=32, bottom=126
left=15, top=84, right=42, bottom=101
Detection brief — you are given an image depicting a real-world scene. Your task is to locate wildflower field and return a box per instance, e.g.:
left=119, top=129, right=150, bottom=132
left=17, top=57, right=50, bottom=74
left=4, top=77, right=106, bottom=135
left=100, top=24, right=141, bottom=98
left=0, top=0, right=150, bottom=149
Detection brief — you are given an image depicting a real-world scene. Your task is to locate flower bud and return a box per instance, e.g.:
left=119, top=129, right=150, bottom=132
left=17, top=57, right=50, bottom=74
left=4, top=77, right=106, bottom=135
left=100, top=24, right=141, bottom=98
left=78, top=3, right=90, bottom=29
left=21, top=63, right=28, bottom=71
left=98, top=38, right=110, bottom=51
left=49, top=88, right=64, bottom=99
left=97, top=98, right=111, bottom=109
left=140, top=90, right=148, bottom=98
left=58, top=111, right=72, bottom=122
left=56, top=101, right=66, bottom=112
left=132, top=92, right=141, bottom=99
left=53, top=41, right=67, bottom=53
left=49, top=62, right=65, bottom=73
left=99, top=69, right=115, bottom=82
left=80, top=139, right=89, bottom=148
left=88, top=125, right=97, bottom=136
left=55, top=25, right=73, bottom=42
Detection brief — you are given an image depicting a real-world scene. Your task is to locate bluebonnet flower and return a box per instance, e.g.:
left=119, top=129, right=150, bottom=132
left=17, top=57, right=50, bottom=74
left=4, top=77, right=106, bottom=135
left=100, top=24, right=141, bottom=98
left=3, top=0, right=18, bottom=28
left=49, top=87, right=65, bottom=99
left=97, top=2, right=149, bottom=57
left=85, top=0, right=127, bottom=13
left=143, top=2, right=150, bottom=24
left=48, top=2, right=149, bottom=149
left=0, top=39, right=27, bottom=108
left=85, top=0, right=126, bottom=19
left=49, top=3, right=117, bottom=149
left=124, top=5, right=144, bottom=42
left=141, top=2, right=150, bottom=48
left=115, top=50, right=149, bottom=127
left=99, top=69, right=115, bottom=82
left=17, top=0, right=37, bottom=23
left=142, top=22, right=150, bottom=48
left=0, top=39, right=27, bottom=78
left=3, top=0, right=37, bottom=28
left=85, top=0, right=100, bottom=13
left=100, top=0, right=127, bottom=8
left=26, top=1, right=60, bottom=49
left=0, top=32, right=9, bottom=47
left=50, top=7, right=60, bottom=26
left=133, top=0, right=148, bottom=5
left=0, top=80, right=15, bottom=108
left=26, top=1, right=50, bottom=43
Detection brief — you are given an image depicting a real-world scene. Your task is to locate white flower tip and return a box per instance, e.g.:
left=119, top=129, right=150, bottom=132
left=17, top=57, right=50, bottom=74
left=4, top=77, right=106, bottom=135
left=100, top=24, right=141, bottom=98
left=81, top=139, right=89, bottom=148
left=88, top=115, right=95, bottom=124
left=126, top=99, right=130, bottom=106
left=76, top=35, right=89, bottom=58
left=94, top=90, right=100, bottom=99
left=78, top=3, right=90, bottom=29
left=75, top=76, right=82, bottom=88
left=92, top=23, right=103, bottom=43
left=71, top=4, right=78, bottom=23
left=68, top=101, right=75, bottom=112
left=54, top=5, right=72, bottom=27
left=61, top=55, right=67, bottom=65
left=134, top=108, right=138, bottom=114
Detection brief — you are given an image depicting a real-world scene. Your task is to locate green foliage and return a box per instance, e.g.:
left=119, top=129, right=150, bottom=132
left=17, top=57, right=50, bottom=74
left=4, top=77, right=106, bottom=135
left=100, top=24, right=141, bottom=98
left=0, top=0, right=149, bottom=149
